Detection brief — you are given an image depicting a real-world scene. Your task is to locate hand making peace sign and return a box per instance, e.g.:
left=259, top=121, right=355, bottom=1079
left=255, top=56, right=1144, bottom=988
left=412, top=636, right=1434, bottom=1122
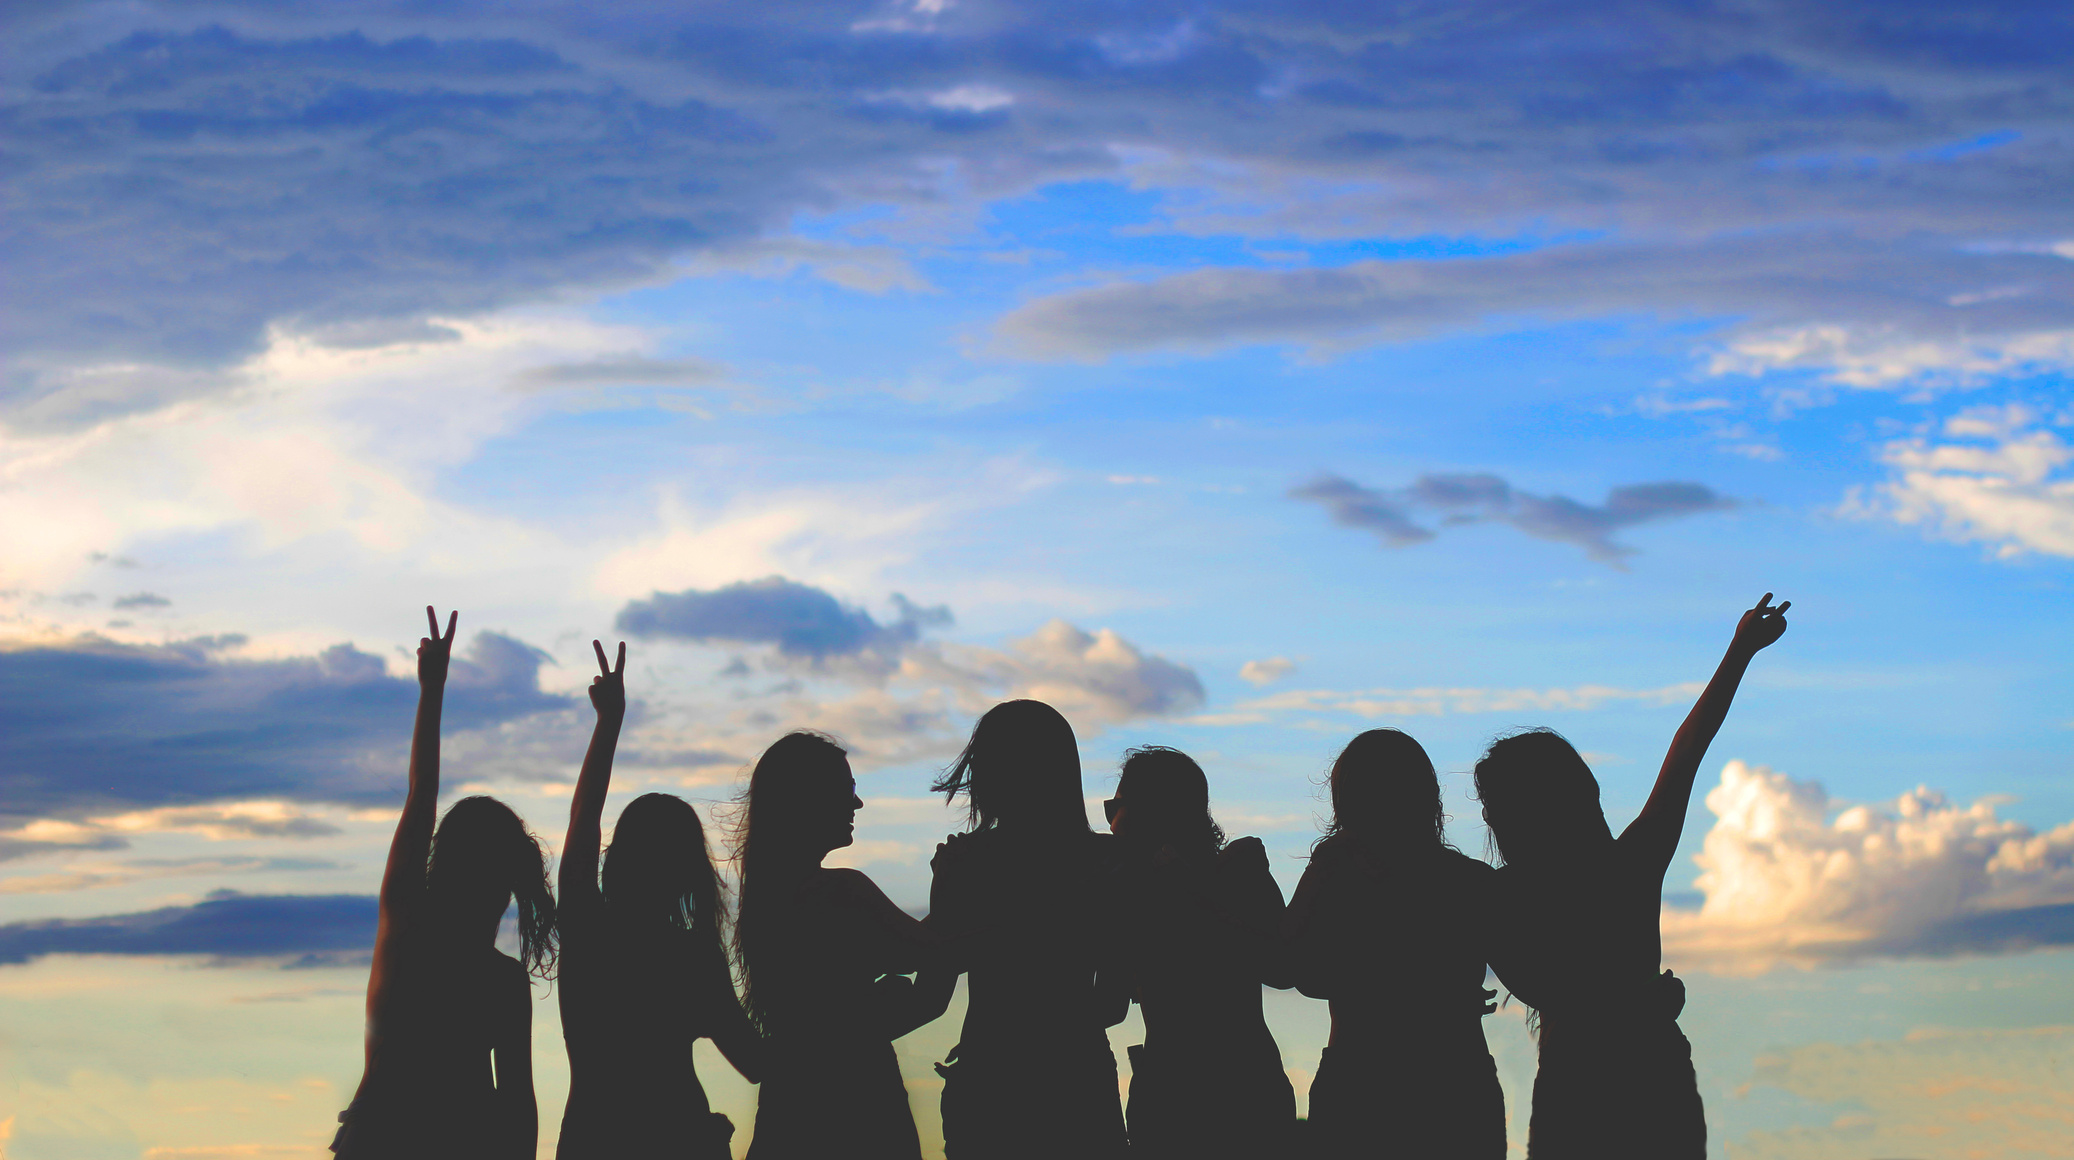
left=589, top=639, right=627, bottom=719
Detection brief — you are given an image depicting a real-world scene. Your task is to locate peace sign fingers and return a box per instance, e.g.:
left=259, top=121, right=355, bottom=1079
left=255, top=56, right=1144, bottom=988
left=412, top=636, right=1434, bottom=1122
left=588, top=639, right=628, bottom=718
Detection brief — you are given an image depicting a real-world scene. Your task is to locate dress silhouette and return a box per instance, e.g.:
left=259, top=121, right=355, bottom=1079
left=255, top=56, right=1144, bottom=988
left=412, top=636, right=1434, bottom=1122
left=927, top=700, right=1129, bottom=1160
left=737, top=732, right=952, bottom=1160
left=1282, top=729, right=1504, bottom=1159
left=554, top=642, right=760, bottom=1160
left=1106, top=746, right=1293, bottom=1160
left=1480, top=594, right=1790, bottom=1159
left=332, top=608, right=556, bottom=1160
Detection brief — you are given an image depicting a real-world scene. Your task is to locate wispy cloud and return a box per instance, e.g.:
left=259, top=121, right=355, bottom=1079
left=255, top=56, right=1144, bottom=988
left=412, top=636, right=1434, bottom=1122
left=1847, top=403, right=2074, bottom=558
left=1291, top=471, right=1735, bottom=564
left=1194, top=680, right=1704, bottom=726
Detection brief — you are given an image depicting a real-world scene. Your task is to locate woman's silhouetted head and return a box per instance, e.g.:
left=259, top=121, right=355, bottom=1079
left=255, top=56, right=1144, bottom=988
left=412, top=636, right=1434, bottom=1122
left=932, top=699, right=1089, bottom=835
left=1318, top=729, right=1449, bottom=853
left=734, top=731, right=859, bottom=1031
left=602, top=792, right=725, bottom=936
left=1472, top=729, right=1614, bottom=867
left=424, top=795, right=557, bottom=979
left=1111, top=746, right=1224, bottom=861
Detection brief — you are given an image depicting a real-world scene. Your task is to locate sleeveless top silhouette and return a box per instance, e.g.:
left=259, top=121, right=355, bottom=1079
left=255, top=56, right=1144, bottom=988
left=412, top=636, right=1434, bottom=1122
left=1488, top=841, right=1703, bottom=1159
left=746, top=869, right=929, bottom=1160
left=928, top=828, right=1127, bottom=1160
left=555, top=903, right=739, bottom=1159
left=1286, top=839, right=1504, bottom=1160
left=333, top=938, right=531, bottom=1159
left=1116, top=836, right=1293, bottom=1160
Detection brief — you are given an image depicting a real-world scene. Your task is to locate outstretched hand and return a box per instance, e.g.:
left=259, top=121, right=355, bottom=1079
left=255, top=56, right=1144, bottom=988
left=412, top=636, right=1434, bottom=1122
left=418, top=606, right=458, bottom=688
left=1730, top=592, right=1790, bottom=656
left=589, top=639, right=627, bottom=719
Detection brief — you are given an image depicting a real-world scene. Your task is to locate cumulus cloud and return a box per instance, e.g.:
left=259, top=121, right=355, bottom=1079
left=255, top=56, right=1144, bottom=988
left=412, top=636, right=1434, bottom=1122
left=616, top=576, right=951, bottom=662
left=1663, top=760, right=2074, bottom=972
left=9, top=3, right=2074, bottom=410
left=1292, top=470, right=1735, bottom=564
left=1849, top=403, right=2074, bottom=558
left=0, top=632, right=570, bottom=820
left=0, top=891, right=376, bottom=966
left=920, top=619, right=1207, bottom=725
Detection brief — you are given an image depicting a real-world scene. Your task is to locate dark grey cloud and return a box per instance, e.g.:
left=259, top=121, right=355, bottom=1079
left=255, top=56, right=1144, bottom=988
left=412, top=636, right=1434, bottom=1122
left=0, top=891, right=376, bottom=966
left=1293, top=470, right=1735, bottom=563
left=615, top=576, right=950, bottom=660
left=0, top=631, right=570, bottom=820
left=1869, top=903, right=2074, bottom=959
left=5, top=1, right=2074, bottom=421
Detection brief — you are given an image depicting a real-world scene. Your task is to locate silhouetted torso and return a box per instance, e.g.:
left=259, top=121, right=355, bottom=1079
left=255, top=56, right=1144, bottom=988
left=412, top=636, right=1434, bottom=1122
left=1286, top=839, right=1505, bottom=1159
left=556, top=903, right=734, bottom=1158
left=747, top=868, right=927, bottom=1160
left=1118, top=837, right=1292, bottom=1159
left=339, top=936, right=528, bottom=1159
left=930, top=827, right=1127, bottom=1160
left=1487, top=838, right=1701, bottom=1159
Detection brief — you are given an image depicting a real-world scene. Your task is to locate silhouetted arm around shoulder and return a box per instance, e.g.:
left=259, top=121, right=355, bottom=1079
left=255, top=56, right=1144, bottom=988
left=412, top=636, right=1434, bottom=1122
left=1623, top=594, right=1790, bottom=875
left=365, top=608, right=456, bottom=1053
left=1276, top=851, right=1335, bottom=997
left=492, top=958, right=537, bottom=1158
left=559, top=641, right=626, bottom=916
left=818, top=868, right=955, bottom=1038
left=1215, top=837, right=1289, bottom=985
left=700, top=938, right=765, bottom=1084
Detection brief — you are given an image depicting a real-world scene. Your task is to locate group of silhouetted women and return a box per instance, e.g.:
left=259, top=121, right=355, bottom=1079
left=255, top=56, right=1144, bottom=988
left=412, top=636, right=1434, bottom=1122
left=334, top=594, right=1790, bottom=1159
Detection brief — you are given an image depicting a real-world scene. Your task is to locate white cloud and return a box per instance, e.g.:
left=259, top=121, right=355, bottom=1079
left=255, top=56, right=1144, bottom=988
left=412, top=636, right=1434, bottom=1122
left=2, top=802, right=343, bottom=846
left=915, top=619, right=1206, bottom=726
left=1663, top=761, right=2074, bottom=972
left=1710, top=324, right=2074, bottom=389
left=1851, top=404, right=2074, bottom=559
left=1239, top=656, right=1295, bottom=686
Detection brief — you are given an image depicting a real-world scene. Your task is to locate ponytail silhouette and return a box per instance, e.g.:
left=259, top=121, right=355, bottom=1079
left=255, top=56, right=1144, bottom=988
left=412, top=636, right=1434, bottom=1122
left=332, top=608, right=553, bottom=1160
left=554, top=641, right=757, bottom=1160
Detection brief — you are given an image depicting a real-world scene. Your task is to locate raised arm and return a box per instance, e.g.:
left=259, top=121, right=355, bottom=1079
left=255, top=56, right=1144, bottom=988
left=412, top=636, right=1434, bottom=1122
left=364, top=608, right=455, bottom=1058
left=1623, top=593, right=1790, bottom=873
left=559, top=640, right=626, bottom=914
left=378, top=607, right=456, bottom=922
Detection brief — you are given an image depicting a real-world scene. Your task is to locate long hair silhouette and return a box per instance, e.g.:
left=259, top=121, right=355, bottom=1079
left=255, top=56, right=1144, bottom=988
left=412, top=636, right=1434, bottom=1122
left=1284, top=728, right=1505, bottom=1160
left=1108, top=746, right=1292, bottom=1160
left=553, top=641, right=755, bottom=1160
left=927, top=699, right=1127, bottom=1160
left=1477, top=594, right=1789, bottom=1160
left=333, top=608, right=552, bottom=1160
left=738, top=731, right=948, bottom=1160
left=426, top=796, right=557, bottom=976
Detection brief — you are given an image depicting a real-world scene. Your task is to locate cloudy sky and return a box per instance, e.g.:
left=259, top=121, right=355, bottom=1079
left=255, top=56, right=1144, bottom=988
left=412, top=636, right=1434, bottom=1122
left=3, top=0, right=2072, bottom=1156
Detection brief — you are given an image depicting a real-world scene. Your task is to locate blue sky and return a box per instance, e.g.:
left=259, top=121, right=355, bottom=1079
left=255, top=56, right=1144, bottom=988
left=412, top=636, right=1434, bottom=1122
left=3, top=1, right=2073, bottom=1156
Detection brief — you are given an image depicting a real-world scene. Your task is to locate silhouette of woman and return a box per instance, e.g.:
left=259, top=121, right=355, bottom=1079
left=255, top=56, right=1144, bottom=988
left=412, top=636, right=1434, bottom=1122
left=555, top=641, right=761, bottom=1160
left=1105, top=746, right=1293, bottom=1160
left=1477, top=594, right=1790, bottom=1159
left=927, top=699, right=1128, bottom=1160
left=1282, top=729, right=1504, bottom=1159
left=332, top=608, right=556, bottom=1160
left=736, top=731, right=952, bottom=1160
